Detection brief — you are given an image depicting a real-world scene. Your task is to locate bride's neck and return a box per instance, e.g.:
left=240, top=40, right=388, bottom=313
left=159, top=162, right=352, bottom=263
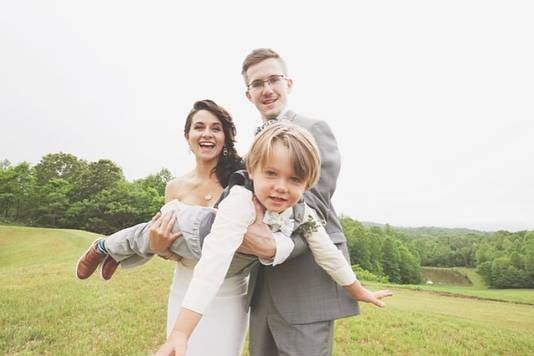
left=193, top=158, right=217, bottom=180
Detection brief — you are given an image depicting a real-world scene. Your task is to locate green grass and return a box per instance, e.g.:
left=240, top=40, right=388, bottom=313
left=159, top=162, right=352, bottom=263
left=421, top=266, right=487, bottom=289
left=455, top=267, right=487, bottom=289
left=0, top=225, right=173, bottom=355
left=333, top=290, right=534, bottom=355
left=2, top=225, right=534, bottom=355
left=411, top=266, right=534, bottom=305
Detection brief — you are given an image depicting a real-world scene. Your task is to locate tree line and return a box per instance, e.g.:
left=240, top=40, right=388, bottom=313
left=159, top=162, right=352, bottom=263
left=2, top=153, right=532, bottom=288
left=0, top=153, right=171, bottom=235
left=400, top=227, right=534, bottom=288
left=475, top=230, right=534, bottom=288
left=341, top=218, right=423, bottom=285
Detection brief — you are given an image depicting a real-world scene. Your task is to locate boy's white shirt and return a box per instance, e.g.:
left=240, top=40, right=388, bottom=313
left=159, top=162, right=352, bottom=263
left=181, top=185, right=357, bottom=314
left=260, top=231, right=294, bottom=266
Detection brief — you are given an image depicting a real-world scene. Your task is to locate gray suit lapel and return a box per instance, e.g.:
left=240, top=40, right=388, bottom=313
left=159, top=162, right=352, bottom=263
left=279, top=110, right=297, bottom=122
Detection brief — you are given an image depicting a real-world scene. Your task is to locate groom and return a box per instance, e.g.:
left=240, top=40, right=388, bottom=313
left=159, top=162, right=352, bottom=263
left=238, top=48, right=359, bottom=356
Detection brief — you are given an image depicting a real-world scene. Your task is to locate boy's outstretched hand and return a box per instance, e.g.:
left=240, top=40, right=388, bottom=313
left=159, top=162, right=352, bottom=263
left=363, top=289, right=393, bottom=308
left=345, top=280, right=393, bottom=308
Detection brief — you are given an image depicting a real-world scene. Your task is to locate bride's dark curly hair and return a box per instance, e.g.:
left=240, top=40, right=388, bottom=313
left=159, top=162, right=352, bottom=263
left=184, top=99, right=244, bottom=187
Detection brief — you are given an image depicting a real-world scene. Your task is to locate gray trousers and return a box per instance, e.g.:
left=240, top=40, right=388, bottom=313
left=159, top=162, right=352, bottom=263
left=249, top=272, right=335, bottom=356
left=102, top=200, right=258, bottom=275
left=102, top=200, right=210, bottom=268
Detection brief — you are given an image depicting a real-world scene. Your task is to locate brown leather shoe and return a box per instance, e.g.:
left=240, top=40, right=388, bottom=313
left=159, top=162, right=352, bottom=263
left=75, top=239, right=107, bottom=280
left=100, top=255, right=120, bottom=281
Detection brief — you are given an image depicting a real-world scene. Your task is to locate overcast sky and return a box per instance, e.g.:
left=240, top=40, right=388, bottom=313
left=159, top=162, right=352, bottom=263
left=1, top=1, right=533, bottom=231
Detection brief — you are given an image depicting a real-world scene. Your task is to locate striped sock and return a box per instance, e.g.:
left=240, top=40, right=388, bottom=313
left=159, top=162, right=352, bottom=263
left=96, top=239, right=108, bottom=255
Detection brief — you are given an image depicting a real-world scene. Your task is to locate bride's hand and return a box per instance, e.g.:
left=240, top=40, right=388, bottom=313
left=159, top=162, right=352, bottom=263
left=149, top=212, right=182, bottom=254
left=154, top=331, right=188, bottom=356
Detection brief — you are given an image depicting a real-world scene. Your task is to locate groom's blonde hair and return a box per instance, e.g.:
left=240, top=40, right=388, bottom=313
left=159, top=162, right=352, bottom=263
left=246, top=121, right=321, bottom=189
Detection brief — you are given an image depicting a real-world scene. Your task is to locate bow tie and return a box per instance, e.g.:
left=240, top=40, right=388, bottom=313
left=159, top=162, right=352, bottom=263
left=263, top=209, right=295, bottom=237
left=255, top=119, right=280, bottom=135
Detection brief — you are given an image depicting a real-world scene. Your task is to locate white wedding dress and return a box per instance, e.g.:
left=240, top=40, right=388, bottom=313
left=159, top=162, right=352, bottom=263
left=166, top=258, right=249, bottom=356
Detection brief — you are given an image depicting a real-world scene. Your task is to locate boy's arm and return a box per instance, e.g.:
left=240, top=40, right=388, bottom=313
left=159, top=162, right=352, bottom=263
left=180, top=185, right=255, bottom=314
left=304, top=206, right=393, bottom=306
left=303, top=207, right=356, bottom=286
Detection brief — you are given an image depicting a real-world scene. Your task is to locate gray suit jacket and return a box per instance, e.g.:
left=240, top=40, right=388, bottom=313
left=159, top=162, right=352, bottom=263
left=248, top=110, right=359, bottom=324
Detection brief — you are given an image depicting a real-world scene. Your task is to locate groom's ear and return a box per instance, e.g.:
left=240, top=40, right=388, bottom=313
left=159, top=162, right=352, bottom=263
left=245, top=90, right=252, bottom=102
left=286, top=78, right=294, bottom=93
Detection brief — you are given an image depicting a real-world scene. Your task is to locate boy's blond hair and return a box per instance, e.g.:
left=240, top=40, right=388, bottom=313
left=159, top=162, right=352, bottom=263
left=246, top=121, right=321, bottom=189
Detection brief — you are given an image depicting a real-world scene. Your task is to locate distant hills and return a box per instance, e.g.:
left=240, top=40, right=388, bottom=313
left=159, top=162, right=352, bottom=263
left=360, top=221, right=532, bottom=235
left=361, top=222, right=490, bottom=237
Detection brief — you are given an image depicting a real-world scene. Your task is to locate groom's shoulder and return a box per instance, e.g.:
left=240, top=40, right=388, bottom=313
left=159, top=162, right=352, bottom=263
left=290, top=111, right=334, bottom=139
left=290, top=111, right=325, bottom=129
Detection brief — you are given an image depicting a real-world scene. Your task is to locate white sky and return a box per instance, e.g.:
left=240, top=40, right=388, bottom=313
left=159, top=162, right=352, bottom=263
left=1, top=1, right=533, bottom=231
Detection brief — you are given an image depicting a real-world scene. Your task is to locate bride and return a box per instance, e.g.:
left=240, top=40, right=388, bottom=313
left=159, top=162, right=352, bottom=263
left=148, top=99, right=245, bottom=355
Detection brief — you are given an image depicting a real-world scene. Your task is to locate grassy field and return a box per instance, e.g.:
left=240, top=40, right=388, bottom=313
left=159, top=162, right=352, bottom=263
left=421, top=266, right=472, bottom=286
left=455, top=267, right=487, bottom=289
left=2, top=226, right=534, bottom=355
left=422, top=266, right=487, bottom=289
left=415, top=266, right=534, bottom=305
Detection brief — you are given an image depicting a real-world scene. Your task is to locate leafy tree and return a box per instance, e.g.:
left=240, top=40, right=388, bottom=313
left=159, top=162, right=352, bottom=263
left=33, top=178, right=72, bottom=227
left=491, top=257, right=510, bottom=288
left=398, top=244, right=422, bottom=284
left=0, top=159, right=11, bottom=169
left=352, top=264, right=388, bottom=283
left=368, top=236, right=384, bottom=275
left=70, top=159, right=123, bottom=202
left=33, top=153, right=87, bottom=186
left=475, top=243, right=495, bottom=265
left=477, top=261, right=492, bottom=285
left=509, top=252, right=523, bottom=269
left=381, top=238, right=401, bottom=283
left=473, top=231, right=534, bottom=288
left=0, top=153, right=172, bottom=234
left=67, top=181, right=162, bottom=234
left=0, top=163, right=35, bottom=221
left=134, top=168, right=173, bottom=196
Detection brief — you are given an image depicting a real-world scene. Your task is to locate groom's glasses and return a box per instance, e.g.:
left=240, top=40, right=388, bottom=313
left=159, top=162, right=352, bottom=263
left=247, top=74, right=287, bottom=92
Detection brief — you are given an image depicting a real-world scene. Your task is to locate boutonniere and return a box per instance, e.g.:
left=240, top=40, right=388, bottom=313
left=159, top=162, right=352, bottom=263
left=294, top=215, right=324, bottom=236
